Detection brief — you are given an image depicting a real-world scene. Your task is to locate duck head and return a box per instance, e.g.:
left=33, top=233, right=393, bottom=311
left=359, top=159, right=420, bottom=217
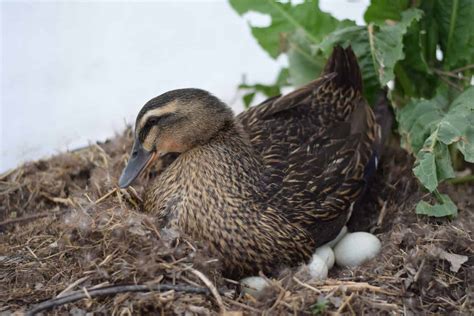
left=118, top=88, right=233, bottom=188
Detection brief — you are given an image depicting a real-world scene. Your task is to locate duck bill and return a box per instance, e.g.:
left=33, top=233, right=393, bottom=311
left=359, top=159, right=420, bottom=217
left=119, top=139, right=156, bottom=188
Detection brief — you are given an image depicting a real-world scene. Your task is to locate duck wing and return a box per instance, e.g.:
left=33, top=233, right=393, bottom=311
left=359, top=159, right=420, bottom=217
left=237, top=46, right=380, bottom=245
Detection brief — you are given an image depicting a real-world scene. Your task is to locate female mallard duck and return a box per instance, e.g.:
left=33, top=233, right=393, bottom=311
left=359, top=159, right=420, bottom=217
left=119, top=46, right=380, bottom=278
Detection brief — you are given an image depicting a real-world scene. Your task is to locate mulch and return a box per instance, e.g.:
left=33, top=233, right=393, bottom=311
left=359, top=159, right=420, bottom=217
left=1, top=129, right=472, bottom=315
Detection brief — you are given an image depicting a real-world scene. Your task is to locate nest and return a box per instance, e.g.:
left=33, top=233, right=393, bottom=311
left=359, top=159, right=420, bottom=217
left=1, top=129, right=472, bottom=315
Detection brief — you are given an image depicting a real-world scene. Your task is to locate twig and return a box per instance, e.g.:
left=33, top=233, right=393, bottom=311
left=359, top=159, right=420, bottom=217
left=438, top=75, right=463, bottom=91
left=0, top=210, right=65, bottom=230
left=94, top=188, right=117, bottom=204
left=223, top=297, right=262, bottom=313
left=25, top=246, right=40, bottom=262
left=337, top=293, right=355, bottom=314
left=432, top=68, right=470, bottom=81
left=189, top=268, right=226, bottom=313
left=26, top=283, right=216, bottom=315
left=293, top=276, right=321, bottom=294
left=451, top=64, right=474, bottom=73
left=376, top=201, right=388, bottom=227
left=318, top=281, right=397, bottom=295
left=56, top=276, right=90, bottom=298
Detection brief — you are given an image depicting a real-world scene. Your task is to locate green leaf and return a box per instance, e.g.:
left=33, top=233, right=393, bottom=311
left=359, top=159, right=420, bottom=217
left=368, top=9, right=423, bottom=86
left=287, top=30, right=325, bottom=86
left=399, top=86, right=474, bottom=191
left=229, top=0, right=347, bottom=59
left=413, top=150, right=438, bottom=192
left=458, top=126, right=474, bottom=162
left=394, top=5, right=439, bottom=99
left=439, top=87, right=474, bottom=163
left=275, top=67, right=291, bottom=86
left=433, top=142, right=455, bottom=182
left=364, top=0, right=409, bottom=25
left=415, top=194, right=458, bottom=217
left=434, top=0, right=474, bottom=70
left=310, top=299, right=327, bottom=315
left=242, top=92, right=256, bottom=108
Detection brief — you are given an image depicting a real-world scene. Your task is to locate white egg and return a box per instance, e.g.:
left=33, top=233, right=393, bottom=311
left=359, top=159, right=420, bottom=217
left=240, top=276, right=270, bottom=297
left=334, top=232, right=382, bottom=267
left=308, top=254, right=329, bottom=280
left=314, top=245, right=335, bottom=269
left=324, top=226, right=348, bottom=248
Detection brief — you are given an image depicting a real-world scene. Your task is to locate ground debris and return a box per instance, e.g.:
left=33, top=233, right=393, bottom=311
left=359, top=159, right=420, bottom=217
left=0, top=130, right=472, bottom=315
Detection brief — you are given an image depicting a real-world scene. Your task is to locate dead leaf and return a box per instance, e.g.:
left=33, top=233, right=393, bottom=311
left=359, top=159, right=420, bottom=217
left=430, top=247, right=468, bottom=273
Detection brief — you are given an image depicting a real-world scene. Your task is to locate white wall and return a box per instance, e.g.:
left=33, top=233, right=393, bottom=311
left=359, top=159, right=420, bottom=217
left=1, top=0, right=368, bottom=172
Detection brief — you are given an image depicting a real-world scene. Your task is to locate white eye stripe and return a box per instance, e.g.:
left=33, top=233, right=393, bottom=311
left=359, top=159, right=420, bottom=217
left=138, top=102, right=178, bottom=130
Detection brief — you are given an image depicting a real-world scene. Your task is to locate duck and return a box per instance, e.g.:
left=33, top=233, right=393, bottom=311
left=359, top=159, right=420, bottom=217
left=118, top=46, right=381, bottom=278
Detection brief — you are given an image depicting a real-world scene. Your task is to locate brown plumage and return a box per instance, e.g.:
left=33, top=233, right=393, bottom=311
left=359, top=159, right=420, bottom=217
left=119, top=46, right=381, bottom=278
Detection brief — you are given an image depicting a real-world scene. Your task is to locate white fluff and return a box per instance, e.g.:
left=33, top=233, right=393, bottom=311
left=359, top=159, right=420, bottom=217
left=240, top=276, right=270, bottom=297
left=324, top=226, right=348, bottom=248
left=314, top=245, right=335, bottom=269
left=334, top=232, right=381, bottom=267
left=308, top=254, right=329, bottom=280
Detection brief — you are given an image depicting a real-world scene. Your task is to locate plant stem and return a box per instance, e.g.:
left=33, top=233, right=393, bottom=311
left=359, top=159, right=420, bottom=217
left=447, top=175, right=474, bottom=185
left=445, top=0, right=459, bottom=67
left=433, top=189, right=444, bottom=202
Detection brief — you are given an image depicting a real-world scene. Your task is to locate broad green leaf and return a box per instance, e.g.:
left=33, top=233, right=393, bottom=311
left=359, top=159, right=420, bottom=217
left=411, top=130, right=455, bottom=191
left=445, top=87, right=474, bottom=162
left=399, top=86, right=474, bottom=192
left=394, top=5, right=439, bottom=99
left=458, top=126, right=474, bottom=162
left=229, top=0, right=349, bottom=59
left=438, top=119, right=464, bottom=144
left=287, top=30, right=325, bottom=86
left=434, top=0, right=474, bottom=70
left=368, top=9, right=423, bottom=86
left=406, top=110, right=442, bottom=152
left=433, top=142, right=455, bottom=182
left=415, top=194, right=458, bottom=217
left=364, top=0, right=409, bottom=25
left=413, top=150, right=438, bottom=192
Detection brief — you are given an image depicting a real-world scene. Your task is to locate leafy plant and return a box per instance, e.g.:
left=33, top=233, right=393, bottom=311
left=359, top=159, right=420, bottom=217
left=229, top=0, right=474, bottom=217
left=310, top=298, right=328, bottom=315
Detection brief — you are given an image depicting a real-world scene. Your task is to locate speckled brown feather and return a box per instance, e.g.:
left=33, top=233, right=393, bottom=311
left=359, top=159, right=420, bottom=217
left=142, top=46, right=380, bottom=277
left=238, top=46, right=379, bottom=244
left=144, top=123, right=316, bottom=277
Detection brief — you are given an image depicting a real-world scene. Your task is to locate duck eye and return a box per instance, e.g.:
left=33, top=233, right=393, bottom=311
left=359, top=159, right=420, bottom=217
left=149, top=117, right=159, bottom=125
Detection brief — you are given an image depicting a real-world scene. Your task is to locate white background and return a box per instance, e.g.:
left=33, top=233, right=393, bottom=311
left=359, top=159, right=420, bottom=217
left=1, top=0, right=368, bottom=172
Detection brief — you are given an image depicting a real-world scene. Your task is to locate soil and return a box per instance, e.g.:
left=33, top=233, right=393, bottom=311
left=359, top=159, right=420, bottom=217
left=0, top=129, right=472, bottom=315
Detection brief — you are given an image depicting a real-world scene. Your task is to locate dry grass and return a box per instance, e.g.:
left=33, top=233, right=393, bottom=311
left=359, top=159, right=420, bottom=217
left=1, top=129, right=472, bottom=315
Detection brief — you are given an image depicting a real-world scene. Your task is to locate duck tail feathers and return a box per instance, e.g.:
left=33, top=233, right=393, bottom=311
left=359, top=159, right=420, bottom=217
left=324, top=45, right=363, bottom=93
